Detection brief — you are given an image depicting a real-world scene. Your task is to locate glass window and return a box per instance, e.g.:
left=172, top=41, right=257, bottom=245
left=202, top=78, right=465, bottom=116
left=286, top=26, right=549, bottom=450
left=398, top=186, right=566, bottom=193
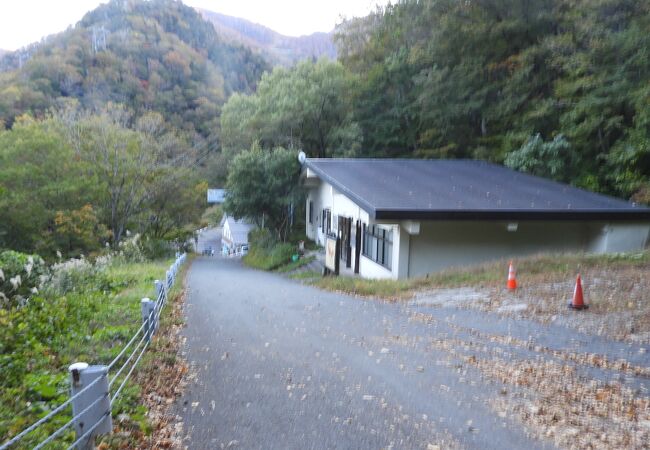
left=362, top=224, right=392, bottom=270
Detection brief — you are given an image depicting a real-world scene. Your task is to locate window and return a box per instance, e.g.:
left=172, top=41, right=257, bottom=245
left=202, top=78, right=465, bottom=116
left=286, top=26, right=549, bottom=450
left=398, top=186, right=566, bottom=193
left=322, top=208, right=331, bottom=234
left=309, top=201, right=314, bottom=224
left=362, top=225, right=393, bottom=270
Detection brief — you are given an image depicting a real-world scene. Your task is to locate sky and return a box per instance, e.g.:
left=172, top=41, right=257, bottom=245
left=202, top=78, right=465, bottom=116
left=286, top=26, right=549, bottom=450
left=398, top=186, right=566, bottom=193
left=0, top=0, right=390, bottom=51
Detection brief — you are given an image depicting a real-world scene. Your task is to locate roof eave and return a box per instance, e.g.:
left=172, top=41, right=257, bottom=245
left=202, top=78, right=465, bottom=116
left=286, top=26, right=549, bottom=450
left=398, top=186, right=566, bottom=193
left=304, top=159, right=377, bottom=217
left=374, top=209, right=650, bottom=221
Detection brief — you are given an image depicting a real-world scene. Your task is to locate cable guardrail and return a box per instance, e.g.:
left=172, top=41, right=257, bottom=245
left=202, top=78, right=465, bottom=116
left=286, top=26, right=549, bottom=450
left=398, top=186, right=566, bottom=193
left=108, top=323, right=149, bottom=388
left=0, top=376, right=104, bottom=449
left=107, top=320, right=146, bottom=371
left=32, top=392, right=109, bottom=450
left=110, top=338, right=151, bottom=404
left=0, top=252, right=187, bottom=450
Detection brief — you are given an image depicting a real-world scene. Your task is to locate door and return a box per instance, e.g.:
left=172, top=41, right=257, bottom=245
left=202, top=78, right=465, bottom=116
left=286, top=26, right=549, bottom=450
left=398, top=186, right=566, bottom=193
left=354, top=220, right=361, bottom=274
left=338, top=216, right=353, bottom=268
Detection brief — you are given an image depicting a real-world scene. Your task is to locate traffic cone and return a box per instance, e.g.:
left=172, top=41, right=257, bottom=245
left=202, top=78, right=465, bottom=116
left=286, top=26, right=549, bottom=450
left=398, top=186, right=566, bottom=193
left=568, top=274, right=588, bottom=310
left=507, top=261, right=517, bottom=290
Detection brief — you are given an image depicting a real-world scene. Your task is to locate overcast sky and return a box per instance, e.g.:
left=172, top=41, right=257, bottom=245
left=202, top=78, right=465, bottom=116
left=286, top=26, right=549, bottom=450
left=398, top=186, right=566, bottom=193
left=0, top=0, right=389, bottom=51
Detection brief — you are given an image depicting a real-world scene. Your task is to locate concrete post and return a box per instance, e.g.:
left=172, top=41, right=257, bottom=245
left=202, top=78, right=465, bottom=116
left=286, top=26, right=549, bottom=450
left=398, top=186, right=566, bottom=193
left=154, top=280, right=165, bottom=304
left=141, top=298, right=156, bottom=340
left=69, top=363, right=112, bottom=450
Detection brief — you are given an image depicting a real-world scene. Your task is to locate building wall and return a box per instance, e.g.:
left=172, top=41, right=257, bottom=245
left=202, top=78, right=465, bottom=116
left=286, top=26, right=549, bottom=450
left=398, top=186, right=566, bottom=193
left=304, top=175, right=650, bottom=280
left=589, top=223, right=650, bottom=253
left=407, top=221, right=649, bottom=277
left=305, top=179, right=372, bottom=275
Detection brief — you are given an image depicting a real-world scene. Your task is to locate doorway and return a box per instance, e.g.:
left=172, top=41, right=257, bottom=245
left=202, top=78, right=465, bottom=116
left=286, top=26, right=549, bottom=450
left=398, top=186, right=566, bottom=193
left=338, top=216, right=353, bottom=269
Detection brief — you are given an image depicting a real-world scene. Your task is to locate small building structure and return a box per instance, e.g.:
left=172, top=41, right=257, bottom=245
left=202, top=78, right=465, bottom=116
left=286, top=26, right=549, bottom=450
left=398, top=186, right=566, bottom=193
left=221, top=216, right=253, bottom=255
left=300, top=158, right=650, bottom=279
left=207, top=188, right=226, bottom=204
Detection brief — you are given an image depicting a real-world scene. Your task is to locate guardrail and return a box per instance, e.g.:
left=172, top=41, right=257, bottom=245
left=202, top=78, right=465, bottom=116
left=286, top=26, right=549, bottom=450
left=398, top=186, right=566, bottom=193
left=0, top=253, right=187, bottom=450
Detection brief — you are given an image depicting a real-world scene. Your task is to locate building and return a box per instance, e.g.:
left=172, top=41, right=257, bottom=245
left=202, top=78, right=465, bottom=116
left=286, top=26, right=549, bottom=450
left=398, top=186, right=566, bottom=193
left=221, top=216, right=253, bottom=255
left=300, top=158, right=650, bottom=279
left=207, top=188, right=226, bottom=204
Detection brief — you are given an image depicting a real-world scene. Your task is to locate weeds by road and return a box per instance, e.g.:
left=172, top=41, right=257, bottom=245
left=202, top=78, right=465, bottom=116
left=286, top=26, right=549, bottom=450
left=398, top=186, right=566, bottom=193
left=305, top=251, right=650, bottom=343
left=0, top=256, right=188, bottom=448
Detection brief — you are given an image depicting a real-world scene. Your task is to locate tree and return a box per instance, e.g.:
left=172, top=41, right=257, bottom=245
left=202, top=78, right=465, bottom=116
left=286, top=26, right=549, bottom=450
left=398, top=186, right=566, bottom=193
left=54, top=204, right=110, bottom=256
left=220, top=59, right=361, bottom=158
left=223, top=146, right=301, bottom=241
left=0, top=115, right=96, bottom=256
left=60, top=104, right=201, bottom=245
left=505, top=134, right=578, bottom=182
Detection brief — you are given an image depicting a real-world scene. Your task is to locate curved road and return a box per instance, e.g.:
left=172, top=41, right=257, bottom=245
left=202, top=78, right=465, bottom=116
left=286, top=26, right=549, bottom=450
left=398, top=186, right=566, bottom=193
left=177, top=255, right=649, bottom=449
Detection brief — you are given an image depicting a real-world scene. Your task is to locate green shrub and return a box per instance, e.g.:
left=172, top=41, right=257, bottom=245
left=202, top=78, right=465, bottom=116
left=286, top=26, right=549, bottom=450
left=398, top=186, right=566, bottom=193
left=202, top=205, right=224, bottom=227
left=248, top=228, right=276, bottom=250
left=141, top=237, right=175, bottom=259
left=0, top=251, right=47, bottom=308
left=243, top=239, right=295, bottom=271
left=115, top=234, right=146, bottom=263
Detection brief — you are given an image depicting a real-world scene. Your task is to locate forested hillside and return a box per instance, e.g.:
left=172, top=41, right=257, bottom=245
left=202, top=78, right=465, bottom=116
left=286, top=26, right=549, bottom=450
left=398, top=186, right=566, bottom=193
left=0, top=0, right=269, bottom=258
left=198, top=9, right=336, bottom=66
left=0, top=0, right=269, bottom=140
left=220, top=0, right=650, bottom=202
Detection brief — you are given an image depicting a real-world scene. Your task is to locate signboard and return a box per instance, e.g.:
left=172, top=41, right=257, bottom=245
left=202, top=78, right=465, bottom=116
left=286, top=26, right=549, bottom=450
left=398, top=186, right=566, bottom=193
left=325, top=235, right=339, bottom=274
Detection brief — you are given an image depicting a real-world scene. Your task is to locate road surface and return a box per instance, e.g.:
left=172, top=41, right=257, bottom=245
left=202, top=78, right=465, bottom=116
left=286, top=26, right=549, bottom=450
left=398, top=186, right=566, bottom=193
left=176, top=255, right=649, bottom=449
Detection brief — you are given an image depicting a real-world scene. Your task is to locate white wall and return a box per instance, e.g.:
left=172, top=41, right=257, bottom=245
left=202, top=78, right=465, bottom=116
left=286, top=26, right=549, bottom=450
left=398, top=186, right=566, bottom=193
left=305, top=179, right=392, bottom=278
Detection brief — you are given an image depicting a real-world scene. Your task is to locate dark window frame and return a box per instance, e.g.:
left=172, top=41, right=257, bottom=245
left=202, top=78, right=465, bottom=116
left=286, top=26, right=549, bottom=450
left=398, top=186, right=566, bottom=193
left=309, top=201, right=314, bottom=224
left=362, top=224, right=393, bottom=270
left=322, top=208, right=331, bottom=234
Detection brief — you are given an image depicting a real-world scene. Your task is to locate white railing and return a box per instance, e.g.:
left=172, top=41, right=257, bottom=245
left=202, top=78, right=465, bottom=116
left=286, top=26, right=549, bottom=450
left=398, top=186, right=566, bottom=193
left=0, top=253, right=187, bottom=450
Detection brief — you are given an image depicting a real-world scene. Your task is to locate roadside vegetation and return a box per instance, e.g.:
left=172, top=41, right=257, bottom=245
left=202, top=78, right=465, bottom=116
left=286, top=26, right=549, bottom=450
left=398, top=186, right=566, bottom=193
left=0, top=238, right=188, bottom=448
left=306, top=250, right=650, bottom=343
left=201, top=205, right=224, bottom=228
left=242, top=228, right=315, bottom=273
left=308, top=251, right=650, bottom=298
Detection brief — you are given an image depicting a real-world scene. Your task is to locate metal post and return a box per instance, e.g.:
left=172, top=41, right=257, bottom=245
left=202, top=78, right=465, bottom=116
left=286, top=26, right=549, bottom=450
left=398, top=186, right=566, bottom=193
left=69, top=363, right=112, bottom=450
left=141, top=298, right=156, bottom=340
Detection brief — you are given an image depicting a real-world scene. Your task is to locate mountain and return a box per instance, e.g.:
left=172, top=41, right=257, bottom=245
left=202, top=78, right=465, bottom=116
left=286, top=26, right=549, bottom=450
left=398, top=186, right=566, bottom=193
left=197, top=9, right=336, bottom=66
left=0, top=0, right=269, bottom=140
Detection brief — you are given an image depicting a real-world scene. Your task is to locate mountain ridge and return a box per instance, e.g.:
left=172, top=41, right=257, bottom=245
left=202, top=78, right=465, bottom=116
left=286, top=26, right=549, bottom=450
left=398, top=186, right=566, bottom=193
left=0, top=0, right=269, bottom=139
left=197, top=9, right=336, bottom=66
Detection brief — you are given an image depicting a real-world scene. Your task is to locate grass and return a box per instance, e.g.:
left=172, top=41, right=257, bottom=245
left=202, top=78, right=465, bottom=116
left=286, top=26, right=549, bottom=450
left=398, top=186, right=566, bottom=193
left=289, top=270, right=322, bottom=280
left=101, top=255, right=192, bottom=449
left=275, top=255, right=316, bottom=273
left=0, top=257, right=180, bottom=448
left=242, top=242, right=295, bottom=271
left=307, top=250, right=650, bottom=300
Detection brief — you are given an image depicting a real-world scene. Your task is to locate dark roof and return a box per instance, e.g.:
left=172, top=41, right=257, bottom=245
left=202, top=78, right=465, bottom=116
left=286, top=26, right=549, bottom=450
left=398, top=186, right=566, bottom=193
left=303, top=159, right=650, bottom=221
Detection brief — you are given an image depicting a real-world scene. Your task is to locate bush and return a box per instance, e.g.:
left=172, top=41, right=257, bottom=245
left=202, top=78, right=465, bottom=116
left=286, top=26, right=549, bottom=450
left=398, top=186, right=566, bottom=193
left=243, top=230, right=295, bottom=270
left=115, top=234, right=146, bottom=263
left=0, top=251, right=47, bottom=308
left=140, top=237, right=175, bottom=260
left=45, top=256, right=111, bottom=295
left=202, top=205, right=224, bottom=227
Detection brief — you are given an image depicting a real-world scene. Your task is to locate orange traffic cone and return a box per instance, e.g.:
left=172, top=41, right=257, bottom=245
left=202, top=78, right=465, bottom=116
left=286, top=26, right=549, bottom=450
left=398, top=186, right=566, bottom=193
left=569, top=274, right=588, bottom=310
left=507, top=261, right=517, bottom=290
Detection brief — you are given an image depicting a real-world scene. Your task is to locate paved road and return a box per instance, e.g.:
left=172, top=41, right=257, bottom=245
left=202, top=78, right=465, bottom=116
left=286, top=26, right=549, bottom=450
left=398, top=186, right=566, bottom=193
left=177, top=256, right=649, bottom=449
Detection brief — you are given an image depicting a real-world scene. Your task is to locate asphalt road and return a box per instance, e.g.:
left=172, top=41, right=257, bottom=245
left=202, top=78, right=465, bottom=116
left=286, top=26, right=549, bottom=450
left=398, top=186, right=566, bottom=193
left=178, top=256, right=566, bottom=450
left=177, top=223, right=650, bottom=450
